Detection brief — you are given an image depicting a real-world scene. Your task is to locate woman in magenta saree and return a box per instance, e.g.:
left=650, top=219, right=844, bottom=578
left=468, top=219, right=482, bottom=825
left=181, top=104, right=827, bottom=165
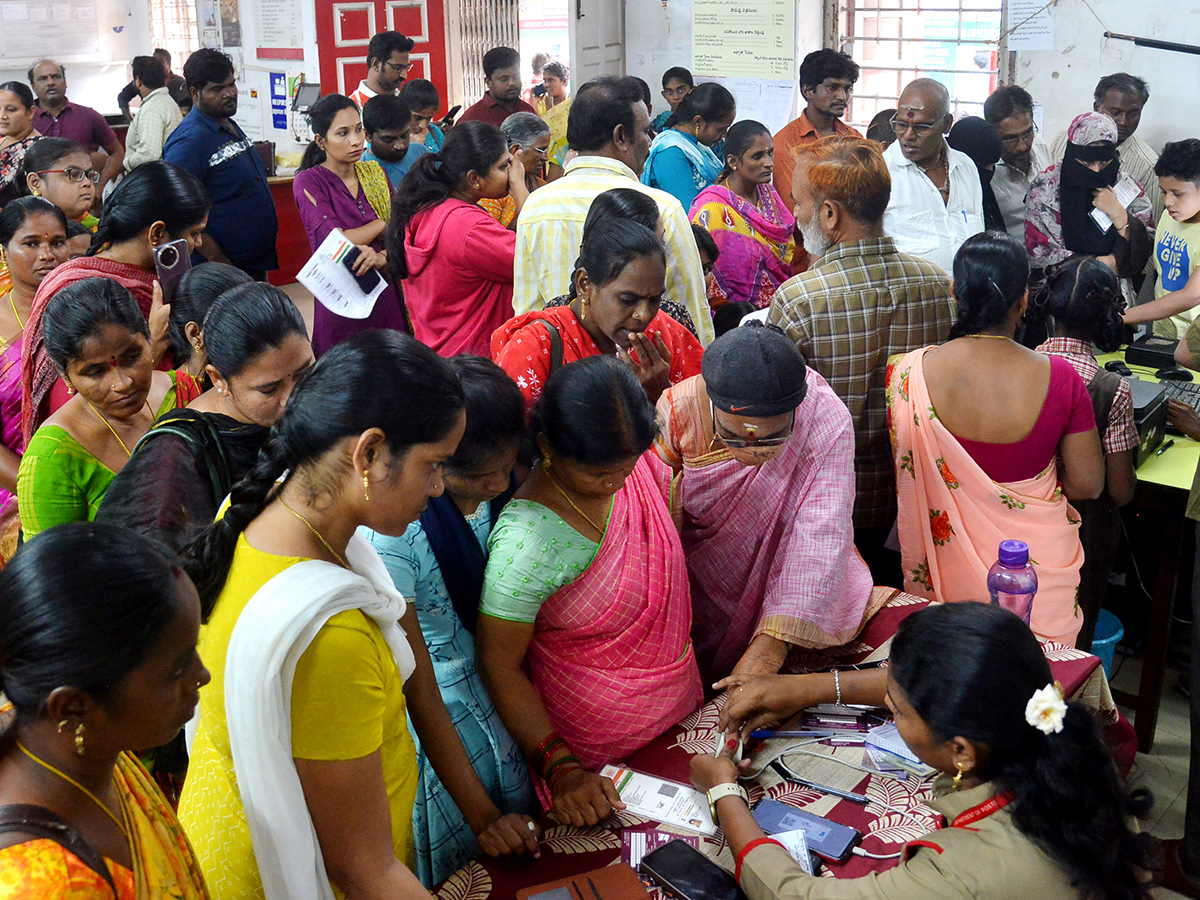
left=478, top=356, right=702, bottom=826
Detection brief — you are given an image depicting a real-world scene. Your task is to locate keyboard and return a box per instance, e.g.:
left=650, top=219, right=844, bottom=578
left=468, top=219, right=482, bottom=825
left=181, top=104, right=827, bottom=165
left=1160, top=380, right=1200, bottom=434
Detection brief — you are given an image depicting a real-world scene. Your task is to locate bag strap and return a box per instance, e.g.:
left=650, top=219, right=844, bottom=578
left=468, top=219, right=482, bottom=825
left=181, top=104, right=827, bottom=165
left=132, top=408, right=234, bottom=503
left=1086, top=367, right=1122, bottom=447
left=536, top=318, right=563, bottom=377
left=0, top=803, right=118, bottom=897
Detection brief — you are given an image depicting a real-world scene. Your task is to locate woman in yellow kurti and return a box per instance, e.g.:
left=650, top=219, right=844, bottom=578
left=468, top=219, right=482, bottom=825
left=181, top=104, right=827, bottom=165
left=179, top=331, right=539, bottom=900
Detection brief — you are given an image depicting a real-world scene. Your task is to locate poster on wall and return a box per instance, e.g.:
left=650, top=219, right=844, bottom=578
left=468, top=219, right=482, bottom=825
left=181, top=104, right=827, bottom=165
left=1006, top=0, right=1054, bottom=51
left=0, top=0, right=100, bottom=61
left=220, top=0, right=242, bottom=46
left=256, top=0, right=305, bottom=59
left=198, top=0, right=220, bottom=46
left=692, top=0, right=795, bottom=80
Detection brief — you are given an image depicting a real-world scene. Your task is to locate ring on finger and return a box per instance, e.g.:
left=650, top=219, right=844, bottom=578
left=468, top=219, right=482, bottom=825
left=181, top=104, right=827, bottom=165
left=526, top=821, right=537, bottom=833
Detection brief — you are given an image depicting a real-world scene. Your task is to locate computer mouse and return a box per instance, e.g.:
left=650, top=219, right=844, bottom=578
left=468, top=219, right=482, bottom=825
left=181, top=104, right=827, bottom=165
left=1105, top=360, right=1133, bottom=376
left=1157, top=366, right=1195, bottom=382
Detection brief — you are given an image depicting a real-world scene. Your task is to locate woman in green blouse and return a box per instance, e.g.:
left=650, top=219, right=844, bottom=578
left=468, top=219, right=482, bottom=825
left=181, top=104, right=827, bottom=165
left=17, top=276, right=181, bottom=538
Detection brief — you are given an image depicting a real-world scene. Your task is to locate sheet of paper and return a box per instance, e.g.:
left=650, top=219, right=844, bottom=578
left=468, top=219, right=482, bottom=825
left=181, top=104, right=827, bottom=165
left=621, top=831, right=700, bottom=868
left=1090, top=173, right=1143, bottom=232
left=1006, top=0, right=1054, bottom=51
left=297, top=229, right=387, bottom=320
left=601, top=765, right=718, bottom=836
left=693, top=0, right=796, bottom=80
left=774, top=828, right=814, bottom=874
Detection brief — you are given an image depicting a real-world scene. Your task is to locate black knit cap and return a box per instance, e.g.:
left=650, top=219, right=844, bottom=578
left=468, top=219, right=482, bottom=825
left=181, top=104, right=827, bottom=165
left=701, top=322, right=807, bottom=417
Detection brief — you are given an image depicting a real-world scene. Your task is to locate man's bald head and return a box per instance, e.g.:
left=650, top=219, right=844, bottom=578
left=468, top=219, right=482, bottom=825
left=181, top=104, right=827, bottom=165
left=899, top=78, right=950, bottom=120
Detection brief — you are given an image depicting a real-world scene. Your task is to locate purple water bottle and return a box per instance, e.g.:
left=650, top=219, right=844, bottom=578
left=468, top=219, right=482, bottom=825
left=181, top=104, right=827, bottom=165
left=987, top=540, right=1038, bottom=625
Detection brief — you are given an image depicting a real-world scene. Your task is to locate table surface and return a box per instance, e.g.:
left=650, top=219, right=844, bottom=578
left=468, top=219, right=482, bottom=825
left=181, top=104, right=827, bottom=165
left=436, top=589, right=1122, bottom=899
left=1097, top=349, right=1198, bottom=491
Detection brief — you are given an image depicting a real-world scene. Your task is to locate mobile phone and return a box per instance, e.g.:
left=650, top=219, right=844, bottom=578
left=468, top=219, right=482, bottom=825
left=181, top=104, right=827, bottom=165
left=751, top=798, right=861, bottom=862
left=640, top=839, right=746, bottom=900
left=340, top=248, right=383, bottom=293
left=439, top=104, right=461, bottom=126
left=153, top=238, right=192, bottom=305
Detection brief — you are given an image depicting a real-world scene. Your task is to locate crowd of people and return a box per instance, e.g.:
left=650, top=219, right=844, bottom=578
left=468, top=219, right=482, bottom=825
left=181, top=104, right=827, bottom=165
left=0, top=30, right=1194, bottom=900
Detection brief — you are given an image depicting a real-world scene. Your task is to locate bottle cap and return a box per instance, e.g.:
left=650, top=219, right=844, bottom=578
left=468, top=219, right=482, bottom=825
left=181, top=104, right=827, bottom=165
left=998, top=539, right=1030, bottom=567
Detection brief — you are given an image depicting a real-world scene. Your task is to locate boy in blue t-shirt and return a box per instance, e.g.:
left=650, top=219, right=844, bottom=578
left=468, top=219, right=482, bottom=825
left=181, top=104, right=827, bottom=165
left=361, top=94, right=427, bottom=190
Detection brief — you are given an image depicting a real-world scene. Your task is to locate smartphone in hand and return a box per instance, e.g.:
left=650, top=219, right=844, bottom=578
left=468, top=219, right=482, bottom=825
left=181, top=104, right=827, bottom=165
left=153, top=239, right=192, bottom=305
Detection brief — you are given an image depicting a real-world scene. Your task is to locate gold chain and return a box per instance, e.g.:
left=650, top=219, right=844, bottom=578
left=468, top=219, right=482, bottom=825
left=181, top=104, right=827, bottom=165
left=16, top=741, right=129, bottom=839
left=963, top=333, right=1013, bottom=341
left=277, top=496, right=350, bottom=568
left=6, top=291, right=23, bottom=331
left=544, top=468, right=609, bottom=536
left=83, top=400, right=147, bottom=457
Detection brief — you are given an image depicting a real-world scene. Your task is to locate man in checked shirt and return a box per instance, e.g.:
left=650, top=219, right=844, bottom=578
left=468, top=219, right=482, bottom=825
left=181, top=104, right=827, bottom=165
left=769, top=135, right=955, bottom=586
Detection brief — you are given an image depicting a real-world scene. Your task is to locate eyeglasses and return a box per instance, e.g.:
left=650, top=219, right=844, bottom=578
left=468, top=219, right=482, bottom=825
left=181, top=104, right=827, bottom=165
left=383, top=61, right=412, bottom=75
left=36, top=167, right=100, bottom=184
left=998, top=124, right=1038, bottom=147
left=710, top=403, right=795, bottom=449
left=529, top=145, right=550, bottom=157
left=890, top=116, right=940, bottom=138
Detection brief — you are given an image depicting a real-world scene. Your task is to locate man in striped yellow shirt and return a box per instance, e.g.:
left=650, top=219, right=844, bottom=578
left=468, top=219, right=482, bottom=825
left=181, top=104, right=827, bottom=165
left=513, top=76, right=715, bottom=345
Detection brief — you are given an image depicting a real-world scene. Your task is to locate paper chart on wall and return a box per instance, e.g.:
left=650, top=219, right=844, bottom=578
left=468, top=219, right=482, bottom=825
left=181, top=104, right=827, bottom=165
left=692, top=0, right=796, bottom=81
left=1006, top=0, right=1054, bottom=51
left=0, top=0, right=99, bottom=61
left=698, top=76, right=797, bottom=136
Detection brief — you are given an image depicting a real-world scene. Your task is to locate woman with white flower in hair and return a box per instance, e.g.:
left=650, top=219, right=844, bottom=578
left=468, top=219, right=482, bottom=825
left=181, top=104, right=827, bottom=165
left=692, top=602, right=1154, bottom=900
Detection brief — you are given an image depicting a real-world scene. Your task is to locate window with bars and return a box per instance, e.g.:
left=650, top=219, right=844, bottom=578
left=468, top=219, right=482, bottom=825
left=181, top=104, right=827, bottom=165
left=828, top=0, right=1006, bottom=131
left=147, top=0, right=200, bottom=73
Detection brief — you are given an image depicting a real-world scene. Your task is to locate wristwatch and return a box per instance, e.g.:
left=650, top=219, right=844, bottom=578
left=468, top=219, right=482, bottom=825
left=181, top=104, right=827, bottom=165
left=706, top=782, right=749, bottom=823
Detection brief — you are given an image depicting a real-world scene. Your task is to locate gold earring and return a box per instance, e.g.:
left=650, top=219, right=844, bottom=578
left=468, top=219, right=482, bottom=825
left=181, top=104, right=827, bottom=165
left=580, top=297, right=587, bottom=322
left=65, top=383, right=75, bottom=395
left=31, top=188, right=39, bottom=197
left=362, top=473, right=371, bottom=502
left=74, top=722, right=85, bottom=757
left=542, top=456, right=552, bottom=474
left=56, top=719, right=69, bottom=734
left=952, top=760, right=964, bottom=791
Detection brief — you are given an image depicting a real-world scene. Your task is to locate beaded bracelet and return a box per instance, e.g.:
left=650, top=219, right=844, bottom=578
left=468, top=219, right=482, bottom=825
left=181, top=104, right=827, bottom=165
left=833, top=669, right=844, bottom=706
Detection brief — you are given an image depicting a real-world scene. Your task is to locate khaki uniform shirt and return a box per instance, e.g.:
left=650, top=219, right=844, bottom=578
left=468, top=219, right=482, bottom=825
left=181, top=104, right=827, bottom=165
left=739, top=779, right=1079, bottom=899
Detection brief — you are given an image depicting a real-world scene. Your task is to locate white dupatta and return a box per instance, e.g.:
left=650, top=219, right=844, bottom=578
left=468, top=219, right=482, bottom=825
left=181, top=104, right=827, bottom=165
left=222, top=529, right=417, bottom=900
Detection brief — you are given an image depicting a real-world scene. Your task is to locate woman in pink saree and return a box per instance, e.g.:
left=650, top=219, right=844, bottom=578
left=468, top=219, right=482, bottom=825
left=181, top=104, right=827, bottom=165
left=886, top=233, right=1104, bottom=646
left=651, top=323, right=876, bottom=683
left=478, top=356, right=702, bottom=827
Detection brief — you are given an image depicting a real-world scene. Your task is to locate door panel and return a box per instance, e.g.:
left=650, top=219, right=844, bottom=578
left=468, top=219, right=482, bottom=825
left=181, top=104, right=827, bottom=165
left=569, top=0, right=624, bottom=85
left=315, top=0, right=450, bottom=116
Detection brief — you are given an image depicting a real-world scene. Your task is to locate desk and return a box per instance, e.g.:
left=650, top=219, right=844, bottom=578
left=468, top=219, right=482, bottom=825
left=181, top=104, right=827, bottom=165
left=1097, top=350, right=1195, bottom=753
left=438, top=590, right=1128, bottom=899
left=266, top=175, right=308, bottom=287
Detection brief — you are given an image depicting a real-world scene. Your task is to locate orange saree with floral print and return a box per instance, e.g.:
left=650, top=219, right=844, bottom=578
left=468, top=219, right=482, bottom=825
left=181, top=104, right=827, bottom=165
left=886, top=348, right=1085, bottom=646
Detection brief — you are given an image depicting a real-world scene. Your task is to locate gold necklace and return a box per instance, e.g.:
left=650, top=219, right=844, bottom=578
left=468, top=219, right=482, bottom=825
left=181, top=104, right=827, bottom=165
left=6, top=291, right=23, bottom=330
left=16, top=740, right=129, bottom=839
left=544, top=468, right=609, bottom=536
left=84, top=400, right=148, bottom=457
left=964, top=333, right=1013, bottom=341
left=277, top=496, right=351, bottom=568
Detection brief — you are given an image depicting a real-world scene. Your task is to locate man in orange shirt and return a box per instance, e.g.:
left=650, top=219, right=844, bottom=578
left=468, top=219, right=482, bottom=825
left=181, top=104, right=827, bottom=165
left=774, top=50, right=862, bottom=272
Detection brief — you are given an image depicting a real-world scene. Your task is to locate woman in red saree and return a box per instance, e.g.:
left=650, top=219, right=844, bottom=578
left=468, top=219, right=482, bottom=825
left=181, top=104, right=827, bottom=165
left=20, top=161, right=210, bottom=442
left=886, top=234, right=1104, bottom=646
left=477, top=356, right=702, bottom=826
left=492, top=217, right=702, bottom=412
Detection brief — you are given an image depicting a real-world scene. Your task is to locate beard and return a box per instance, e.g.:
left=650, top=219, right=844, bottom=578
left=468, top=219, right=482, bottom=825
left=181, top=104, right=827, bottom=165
left=798, top=209, right=833, bottom=260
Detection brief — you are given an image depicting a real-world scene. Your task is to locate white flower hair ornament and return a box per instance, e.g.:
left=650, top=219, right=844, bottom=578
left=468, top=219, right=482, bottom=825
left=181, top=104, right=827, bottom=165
left=1025, top=682, right=1067, bottom=735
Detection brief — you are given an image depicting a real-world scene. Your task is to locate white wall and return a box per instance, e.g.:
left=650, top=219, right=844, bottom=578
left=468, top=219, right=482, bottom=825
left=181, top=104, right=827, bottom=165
left=624, top=0, right=824, bottom=125
left=1015, top=0, right=1200, bottom=156
left=0, top=0, right=152, bottom=117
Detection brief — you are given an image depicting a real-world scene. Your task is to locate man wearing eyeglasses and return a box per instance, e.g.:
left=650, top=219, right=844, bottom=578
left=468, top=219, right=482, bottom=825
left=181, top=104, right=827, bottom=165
left=881, top=78, right=984, bottom=274
left=983, top=85, right=1050, bottom=245
left=459, top=47, right=537, bottom=128
left=29, top=59, right=125, bottom=203
left=349, top=32, right=415, bottom=111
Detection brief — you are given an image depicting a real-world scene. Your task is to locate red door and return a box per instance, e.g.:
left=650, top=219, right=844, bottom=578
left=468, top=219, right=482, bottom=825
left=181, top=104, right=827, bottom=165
left=314, top=0, right=449, bottom=116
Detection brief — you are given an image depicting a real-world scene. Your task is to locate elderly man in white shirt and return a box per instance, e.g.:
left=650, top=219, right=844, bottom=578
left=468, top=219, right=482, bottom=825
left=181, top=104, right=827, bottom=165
left=882, top=79, right=984, bottom=274
left=983, top=84, right=1050, bottom=244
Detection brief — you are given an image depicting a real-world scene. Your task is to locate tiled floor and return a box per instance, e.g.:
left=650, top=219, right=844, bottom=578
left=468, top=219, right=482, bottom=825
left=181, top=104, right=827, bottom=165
left=1109, top=653, right=1195, bottom=899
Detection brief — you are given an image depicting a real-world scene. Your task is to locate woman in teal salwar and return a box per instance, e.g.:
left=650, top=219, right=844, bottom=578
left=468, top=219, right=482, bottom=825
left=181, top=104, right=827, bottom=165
left=368, top=355, right=534, bottom=887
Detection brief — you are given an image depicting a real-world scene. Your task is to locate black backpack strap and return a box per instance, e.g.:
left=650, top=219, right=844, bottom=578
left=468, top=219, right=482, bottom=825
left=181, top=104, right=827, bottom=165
left=536, top=318, right=563, bottom=376
left=1086, top=367, right=1122, bottom=448
left=133, top=408, right=233, bottom=502
left=0, top=804, right=118, bottom=897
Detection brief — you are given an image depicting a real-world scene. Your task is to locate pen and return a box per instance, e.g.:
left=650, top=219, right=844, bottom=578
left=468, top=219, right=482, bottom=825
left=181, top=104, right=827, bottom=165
left=1157, top=439, right=1176, bottom=456
left=750, top=729, right=838, bottom=739
left=770, top=760, right=870, bottom=804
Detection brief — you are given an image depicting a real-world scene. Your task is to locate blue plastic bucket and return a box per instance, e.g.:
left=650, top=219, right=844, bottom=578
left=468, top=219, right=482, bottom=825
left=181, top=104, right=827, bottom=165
left=1091, top=609, right=1125, bottom=679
